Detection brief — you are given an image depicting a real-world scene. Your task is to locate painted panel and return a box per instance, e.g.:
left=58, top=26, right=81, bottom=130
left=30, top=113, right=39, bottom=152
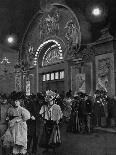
left=95, top=53, right=115, bottom=96
left=71, top=65, right=79, bottom=93
left=83, top=63, right=93, bottom=95
left=26, top=80, right=30, bottom=96
left=76, top=73, right=86, bottom=93
left=71, top=62, right=93, bottom=95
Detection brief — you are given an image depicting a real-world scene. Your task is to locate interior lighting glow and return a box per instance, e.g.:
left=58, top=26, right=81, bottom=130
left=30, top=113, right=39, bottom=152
left=6, top=34, right=17, bottom=46
left=92, top=7, right=102, bottom=16
left=35, top=40, right=63, bottom=66
left=8, top=37, right=14, bottom=43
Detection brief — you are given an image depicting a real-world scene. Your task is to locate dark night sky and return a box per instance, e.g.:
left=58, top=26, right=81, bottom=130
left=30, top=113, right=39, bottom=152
left=0, top=0, right=116, bottom=50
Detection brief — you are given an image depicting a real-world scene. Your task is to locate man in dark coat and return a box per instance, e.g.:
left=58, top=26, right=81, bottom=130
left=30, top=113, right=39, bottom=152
left=26, top=93, right=45, bottom=155
left=26, top=95, right=37, bottom=155
left=84, top=94, right=93, bottom=133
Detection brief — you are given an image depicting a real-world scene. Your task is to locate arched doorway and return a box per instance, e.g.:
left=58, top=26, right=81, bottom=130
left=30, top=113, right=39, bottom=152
left=20, top=3, right=81, bottom=94
left=36, top=39, right=65, bottom=93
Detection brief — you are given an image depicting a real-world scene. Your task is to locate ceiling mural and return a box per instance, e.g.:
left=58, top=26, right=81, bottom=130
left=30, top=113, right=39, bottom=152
left=21, top=3, right=81, bottom=68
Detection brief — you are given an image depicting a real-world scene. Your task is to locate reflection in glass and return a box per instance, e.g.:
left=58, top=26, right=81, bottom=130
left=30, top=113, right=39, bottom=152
left=60, top=71, right=64, bottom=79
left=55, top=72, right=59, bottom=79
left=46, top=73, right=50, bottom=80
left=51, top=73, right=54, bottom=80
left=43, top=74, right=46, bottom=81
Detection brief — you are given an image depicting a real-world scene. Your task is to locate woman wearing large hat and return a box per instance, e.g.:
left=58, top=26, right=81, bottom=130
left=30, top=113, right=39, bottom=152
left=2, top=93, right=30, bottom=155
left=39, top=90, right=63, bottom=153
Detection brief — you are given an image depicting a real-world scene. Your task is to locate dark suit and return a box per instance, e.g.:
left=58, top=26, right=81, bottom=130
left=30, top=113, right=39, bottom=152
left=26, top=100, right=37, bottom=154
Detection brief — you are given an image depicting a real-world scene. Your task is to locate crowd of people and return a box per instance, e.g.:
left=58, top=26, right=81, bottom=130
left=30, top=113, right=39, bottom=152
left=0, top=89, right=116, bottom=155
left=0, top=90, right=63, bottom=155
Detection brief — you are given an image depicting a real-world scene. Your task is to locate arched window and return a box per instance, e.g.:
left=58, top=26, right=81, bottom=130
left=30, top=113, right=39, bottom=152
left=42, top=44, right=63, bottom=66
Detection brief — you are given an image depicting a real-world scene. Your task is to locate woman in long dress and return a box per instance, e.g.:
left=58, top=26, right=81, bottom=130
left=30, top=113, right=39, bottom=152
left=2, top=99, right=30, bottom=155
left=67, top=95, right=80, bottom=133
left=39, top=90, right=63, bottom=153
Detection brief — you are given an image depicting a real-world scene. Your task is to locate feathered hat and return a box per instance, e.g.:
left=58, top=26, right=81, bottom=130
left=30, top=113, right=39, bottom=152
left=46, top=90, right=56, bottom=100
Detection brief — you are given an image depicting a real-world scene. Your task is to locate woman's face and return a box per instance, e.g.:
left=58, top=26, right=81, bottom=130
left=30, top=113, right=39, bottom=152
left=15, top=100, right=20, bottom=107
left=2, top=99, right=7, bottom=104
left=45, top=96, right=53, bottom=103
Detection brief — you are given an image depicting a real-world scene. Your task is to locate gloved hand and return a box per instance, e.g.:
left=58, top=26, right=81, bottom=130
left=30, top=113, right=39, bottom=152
left=31, top=116, right=35, bottom=120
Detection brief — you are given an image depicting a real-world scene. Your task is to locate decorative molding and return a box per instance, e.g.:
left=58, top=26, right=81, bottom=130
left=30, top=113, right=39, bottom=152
left=64, top=19, right=80, bottom=58
left=39, top=9, right=60, bottom=39
left=21, top=3, right=81, bottom=67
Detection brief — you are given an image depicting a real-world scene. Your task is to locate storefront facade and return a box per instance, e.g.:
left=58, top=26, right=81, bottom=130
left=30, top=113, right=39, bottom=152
left=20, top=3, right=81, bottom=94
left=20, top=3, right=116, bottom=97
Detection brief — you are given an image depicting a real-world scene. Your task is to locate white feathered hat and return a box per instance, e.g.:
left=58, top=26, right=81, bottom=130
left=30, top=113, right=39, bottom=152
left=46, top=90, right=56, bottom=100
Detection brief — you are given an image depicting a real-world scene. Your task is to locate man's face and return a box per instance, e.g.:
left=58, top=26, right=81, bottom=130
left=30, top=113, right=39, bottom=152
left=3, top=99, right=7, bottom=104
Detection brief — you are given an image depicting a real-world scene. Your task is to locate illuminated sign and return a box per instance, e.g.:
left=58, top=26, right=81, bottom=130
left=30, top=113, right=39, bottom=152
left=42, top=47, right=63, bottom=66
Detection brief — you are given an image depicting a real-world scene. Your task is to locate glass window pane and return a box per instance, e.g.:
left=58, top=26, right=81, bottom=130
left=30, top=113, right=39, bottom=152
left=60, top=71, right=64, bottom=79
left=51, top=73, right=54, bottom=80
left=43, top=74, right=46, bottom=81
left=55, top=72, right=59, bottom=79
left=46, top=73, right=50, bottom=81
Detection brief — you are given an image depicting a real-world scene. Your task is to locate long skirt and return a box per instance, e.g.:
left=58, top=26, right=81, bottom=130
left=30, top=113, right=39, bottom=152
left=67, top=111, right=80, bottom=133
left=39, top=120, right=61, bottom=149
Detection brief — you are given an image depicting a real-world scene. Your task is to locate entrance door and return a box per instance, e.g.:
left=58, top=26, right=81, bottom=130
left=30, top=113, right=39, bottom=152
left=42, top=80, right=64, bottom=93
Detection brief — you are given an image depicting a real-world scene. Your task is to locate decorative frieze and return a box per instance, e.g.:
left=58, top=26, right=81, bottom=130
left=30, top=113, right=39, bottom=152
left=64, top=19, right=80, bottom=58
left=21, top=4, right=81, bottom=67
left=39, top=9, right=60, bottom=39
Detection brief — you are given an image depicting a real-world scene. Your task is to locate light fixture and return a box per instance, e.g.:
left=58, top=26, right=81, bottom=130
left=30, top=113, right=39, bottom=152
left=86, top=2, right=107, bottom=23
left=6, top=34, right=17, bottom=46
left=1, top=57, right=11, bottom=74
left=92, top=7, right=102, bottom=16
left=1, top=57, right=10, bottom=64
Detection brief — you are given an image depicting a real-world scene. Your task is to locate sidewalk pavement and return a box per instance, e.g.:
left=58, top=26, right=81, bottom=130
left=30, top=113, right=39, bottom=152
left=94, top=127, right=116, bottom=133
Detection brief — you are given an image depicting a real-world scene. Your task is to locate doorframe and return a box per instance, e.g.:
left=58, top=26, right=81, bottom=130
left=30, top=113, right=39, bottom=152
left=37, top=61, right=69, bottom=92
